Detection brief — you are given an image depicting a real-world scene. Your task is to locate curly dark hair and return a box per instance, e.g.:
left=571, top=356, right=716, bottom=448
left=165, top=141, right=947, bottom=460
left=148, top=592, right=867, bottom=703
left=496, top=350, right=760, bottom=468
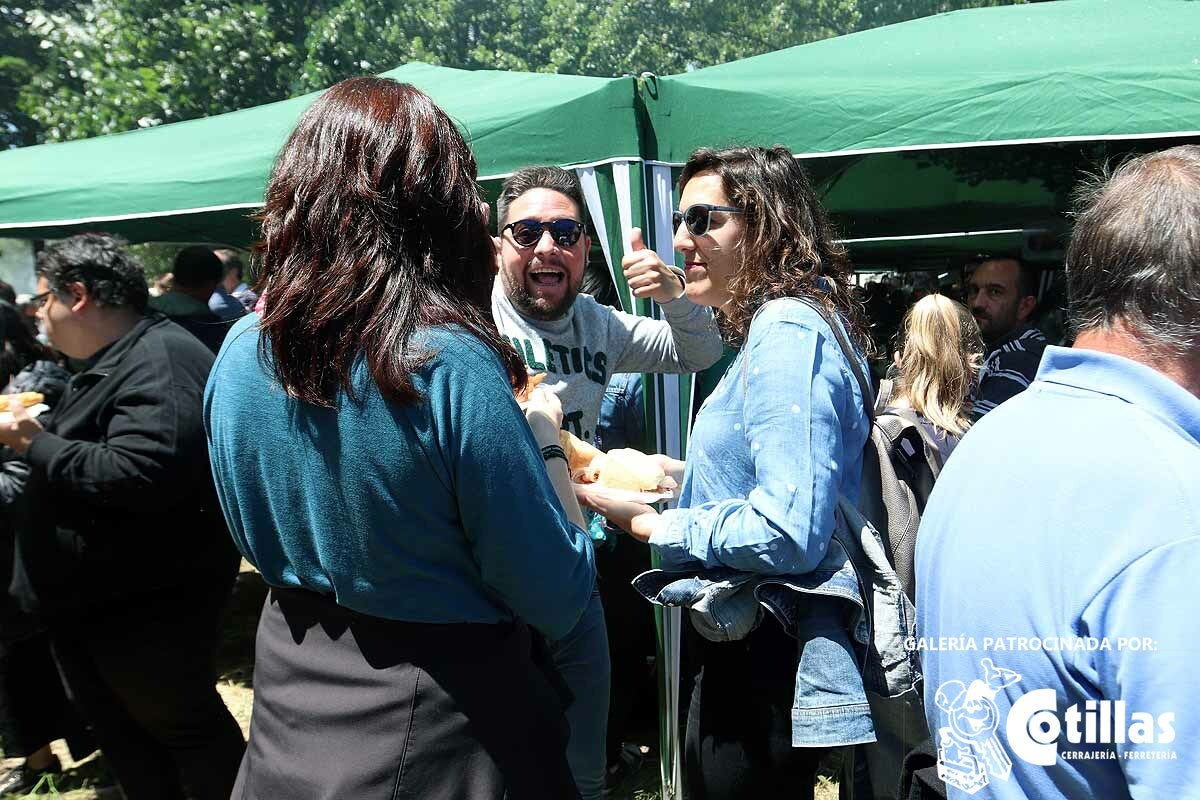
left=36, top=233, right=149, bottom=313
left=254, top=77, right=526, bottom=407
left=0, top=301, right=56, bottom=387
left=678, top=146, right=871, bottom=354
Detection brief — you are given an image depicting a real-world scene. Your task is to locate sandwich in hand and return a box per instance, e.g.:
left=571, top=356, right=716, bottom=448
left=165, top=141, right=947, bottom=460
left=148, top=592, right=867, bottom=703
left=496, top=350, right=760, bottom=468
left=0, top=392, right=44, bottom=412
left=514, top=372, right=547, bottom=403
left=559, top=430, right=677, bottom=495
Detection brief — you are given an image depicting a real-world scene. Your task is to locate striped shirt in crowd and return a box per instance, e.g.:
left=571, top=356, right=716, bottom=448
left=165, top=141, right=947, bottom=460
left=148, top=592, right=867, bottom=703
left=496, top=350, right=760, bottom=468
left=971, top=325, right=1049, bottom=419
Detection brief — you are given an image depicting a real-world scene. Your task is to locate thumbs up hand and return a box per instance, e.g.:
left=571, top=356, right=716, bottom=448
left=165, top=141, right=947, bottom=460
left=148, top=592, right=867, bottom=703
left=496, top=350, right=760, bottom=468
left=629, top=227, right=646, bottom=252
left=621, top=227, right=686, bottom=303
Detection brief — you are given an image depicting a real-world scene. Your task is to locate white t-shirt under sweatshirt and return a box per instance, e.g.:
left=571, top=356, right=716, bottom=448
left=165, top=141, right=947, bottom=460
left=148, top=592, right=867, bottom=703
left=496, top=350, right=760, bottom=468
left=491, top=281, right=723, bottom=442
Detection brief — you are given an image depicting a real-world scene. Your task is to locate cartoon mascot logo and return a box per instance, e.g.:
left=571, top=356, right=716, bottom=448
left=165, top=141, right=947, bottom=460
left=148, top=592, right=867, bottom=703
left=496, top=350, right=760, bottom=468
left=933, top=658, right=1022, bottom=794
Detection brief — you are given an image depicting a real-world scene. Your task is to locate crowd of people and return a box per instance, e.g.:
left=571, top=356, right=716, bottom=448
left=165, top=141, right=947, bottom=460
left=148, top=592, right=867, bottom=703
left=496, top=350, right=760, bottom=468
left=0, top=75, right=1193, bottom=800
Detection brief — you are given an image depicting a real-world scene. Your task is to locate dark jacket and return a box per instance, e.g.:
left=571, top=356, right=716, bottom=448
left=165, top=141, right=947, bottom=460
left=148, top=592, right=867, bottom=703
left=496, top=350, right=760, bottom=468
left=0, top=360, right=71, bottom=508
left=0, top=360, right=72, bottom=640
left=11, top=314, right=238, bottom=617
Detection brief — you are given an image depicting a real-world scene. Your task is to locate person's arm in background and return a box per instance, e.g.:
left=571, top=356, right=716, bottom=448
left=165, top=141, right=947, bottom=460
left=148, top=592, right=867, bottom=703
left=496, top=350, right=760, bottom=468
left=649, top=311, right=858, bottom=574
left=523, top=387, right=587, bottom=531
left=441, top=335, right=595, bottom=641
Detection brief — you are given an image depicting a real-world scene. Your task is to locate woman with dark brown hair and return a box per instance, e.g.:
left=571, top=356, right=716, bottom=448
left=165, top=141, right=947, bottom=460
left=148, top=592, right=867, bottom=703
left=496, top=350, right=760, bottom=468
left=204, top=77, right=595, bottom=799
left=581, top=146, right=874, bottom=798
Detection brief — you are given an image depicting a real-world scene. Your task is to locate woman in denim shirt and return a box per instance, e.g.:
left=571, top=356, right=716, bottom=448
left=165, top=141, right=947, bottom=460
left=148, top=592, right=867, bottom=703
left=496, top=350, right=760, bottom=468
left=581, top=146, right=872, bottom=799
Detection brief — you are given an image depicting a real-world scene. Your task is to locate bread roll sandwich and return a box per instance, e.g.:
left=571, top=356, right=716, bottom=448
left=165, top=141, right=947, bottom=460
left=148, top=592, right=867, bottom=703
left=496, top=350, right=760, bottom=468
left=559, top=431, right=676, bottom=495
left=0, top=392, right=44, bottom=412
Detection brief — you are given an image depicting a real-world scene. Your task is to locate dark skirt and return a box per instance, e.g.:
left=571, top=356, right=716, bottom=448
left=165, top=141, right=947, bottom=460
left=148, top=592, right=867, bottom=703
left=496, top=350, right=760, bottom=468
left=234, top=588, right=579, bottom=800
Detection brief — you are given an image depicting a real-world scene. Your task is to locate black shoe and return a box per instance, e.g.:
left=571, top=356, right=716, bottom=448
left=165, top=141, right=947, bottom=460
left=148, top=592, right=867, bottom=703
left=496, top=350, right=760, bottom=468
left=0, top=756, right=62, bottom=797
left=605, top=743, right=646, bottom=792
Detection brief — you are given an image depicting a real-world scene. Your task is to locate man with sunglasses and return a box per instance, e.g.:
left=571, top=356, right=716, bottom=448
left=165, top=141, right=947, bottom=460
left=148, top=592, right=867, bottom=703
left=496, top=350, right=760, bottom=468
left=492, top=165, right=722, bottom=443
left=491, top=166, right=722, bottom=800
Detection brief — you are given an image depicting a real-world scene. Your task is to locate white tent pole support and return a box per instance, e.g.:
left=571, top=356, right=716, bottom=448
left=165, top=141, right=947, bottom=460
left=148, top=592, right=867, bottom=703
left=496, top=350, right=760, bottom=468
left=576, top=166, right=617, bottom=292
left=649, top=164, right=684, bottom=461
left=612, top=161, right=634, bottom=257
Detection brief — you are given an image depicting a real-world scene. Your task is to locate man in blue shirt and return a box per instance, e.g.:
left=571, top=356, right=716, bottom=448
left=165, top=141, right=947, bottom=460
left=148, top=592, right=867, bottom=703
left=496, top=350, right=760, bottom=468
left=917, top=145, right=1200, bottom=799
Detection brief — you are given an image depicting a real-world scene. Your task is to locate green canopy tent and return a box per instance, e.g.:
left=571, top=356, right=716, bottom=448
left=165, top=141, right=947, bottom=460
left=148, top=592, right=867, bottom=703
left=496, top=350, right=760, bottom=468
left=647, top=0, right=1200, bottom=267
left=0, top=62, right=639, bottom=245
left=4, top=1, right=1200, bottom=794
left=0, top=64, right=680, bottom=453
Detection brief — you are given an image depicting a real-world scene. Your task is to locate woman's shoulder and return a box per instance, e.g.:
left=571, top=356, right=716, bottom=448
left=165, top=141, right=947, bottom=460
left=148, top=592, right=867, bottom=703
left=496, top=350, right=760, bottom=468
left=747, top=297, right=836, bottom=340
left=420, top=326, right=504, bottom=369
left=416, top=326, right=512, bottom=396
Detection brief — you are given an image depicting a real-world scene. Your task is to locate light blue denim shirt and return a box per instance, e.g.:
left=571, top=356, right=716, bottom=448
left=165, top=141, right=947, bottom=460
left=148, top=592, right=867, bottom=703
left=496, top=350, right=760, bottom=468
left=650, top=298, right=871, bottom=574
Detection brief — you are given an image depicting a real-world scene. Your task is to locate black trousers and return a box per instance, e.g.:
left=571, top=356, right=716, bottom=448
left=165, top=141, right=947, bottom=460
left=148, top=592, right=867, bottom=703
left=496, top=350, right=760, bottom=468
left=235, top=587, right=579, bottom=800
left=49, top=573, right=245, bottom=800
left=685, top=619, right=830, bottom=800
left=596, top=533, right=657, bottom=764
left=0, top=631, right=92, bottom=760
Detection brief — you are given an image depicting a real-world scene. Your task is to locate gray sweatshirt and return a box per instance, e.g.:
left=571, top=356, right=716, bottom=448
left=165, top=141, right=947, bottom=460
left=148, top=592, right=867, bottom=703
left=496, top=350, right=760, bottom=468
left=491, top=282, right=723, bottom=442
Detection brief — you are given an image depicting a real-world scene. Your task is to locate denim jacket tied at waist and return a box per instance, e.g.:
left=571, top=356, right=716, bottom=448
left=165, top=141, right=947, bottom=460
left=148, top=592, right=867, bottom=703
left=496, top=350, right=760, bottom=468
left=633, top=497, right=919, bottom=748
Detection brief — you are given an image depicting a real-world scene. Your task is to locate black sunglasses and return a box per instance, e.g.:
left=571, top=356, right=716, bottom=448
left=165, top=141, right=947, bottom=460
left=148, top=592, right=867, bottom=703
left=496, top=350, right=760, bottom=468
left=673, top=204, right=744, bottom=237
left=503, top=218, right=585, bottom=248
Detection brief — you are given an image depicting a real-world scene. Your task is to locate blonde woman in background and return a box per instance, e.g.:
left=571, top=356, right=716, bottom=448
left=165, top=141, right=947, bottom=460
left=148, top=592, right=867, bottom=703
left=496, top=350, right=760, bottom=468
left=883, top=293, right=984, bottom=458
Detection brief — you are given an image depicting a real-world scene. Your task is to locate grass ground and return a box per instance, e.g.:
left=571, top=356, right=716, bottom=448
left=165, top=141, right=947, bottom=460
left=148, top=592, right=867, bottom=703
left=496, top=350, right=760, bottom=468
left=2, top=564, right=837, bottom=799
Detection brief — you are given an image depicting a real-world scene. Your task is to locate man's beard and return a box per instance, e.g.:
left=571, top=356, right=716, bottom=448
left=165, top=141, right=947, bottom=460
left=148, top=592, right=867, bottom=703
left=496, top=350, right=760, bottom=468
left=502, top=268, right=580, bottom=321
left=973, top=308, right=1017, bottom=346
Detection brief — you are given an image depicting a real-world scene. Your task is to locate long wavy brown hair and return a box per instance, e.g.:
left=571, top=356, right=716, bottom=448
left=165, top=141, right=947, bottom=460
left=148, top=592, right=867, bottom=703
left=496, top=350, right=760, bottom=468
left=679, top=146, right=871, bottom=354
left=254, top=77, right=526, bottom=407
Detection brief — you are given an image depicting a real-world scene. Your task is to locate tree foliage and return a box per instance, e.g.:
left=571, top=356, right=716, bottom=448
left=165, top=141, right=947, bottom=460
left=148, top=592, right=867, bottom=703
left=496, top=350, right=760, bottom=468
left=7, top=0, right=1025, bottom=146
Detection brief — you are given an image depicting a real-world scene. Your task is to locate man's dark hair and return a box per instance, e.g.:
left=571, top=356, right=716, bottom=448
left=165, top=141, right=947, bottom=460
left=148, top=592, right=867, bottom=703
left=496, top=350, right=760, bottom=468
left=1067, top=145, right=1200, bottom=354
left=0, top=281, right=15, bottom=305
left=36, top=233, right=149, bottom=312
left=497, top=165, right=587, bottom=227
left=172, top=246, right=224, bottom=290
left=1014, top=259, right=1039, bottom=300
left=972, top=256, right=1040, bottom=300
left=214, top=248, right=244, bottom=280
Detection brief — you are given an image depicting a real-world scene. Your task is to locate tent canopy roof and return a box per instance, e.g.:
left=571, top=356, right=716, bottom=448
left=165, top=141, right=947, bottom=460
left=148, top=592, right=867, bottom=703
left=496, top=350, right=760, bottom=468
left=1, top=0, right=1198, bottom=251
left=648, top=0, right=1200, bottom=163
left=0, top=63, right=636, bottom=244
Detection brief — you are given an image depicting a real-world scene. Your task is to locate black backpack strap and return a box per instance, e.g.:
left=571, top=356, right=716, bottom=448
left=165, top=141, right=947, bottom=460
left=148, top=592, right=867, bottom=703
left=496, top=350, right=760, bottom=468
left=874, top=378, right=895, bottom=417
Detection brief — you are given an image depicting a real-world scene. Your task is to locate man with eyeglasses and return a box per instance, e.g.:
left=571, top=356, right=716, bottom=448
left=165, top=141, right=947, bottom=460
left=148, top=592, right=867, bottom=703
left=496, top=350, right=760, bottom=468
left=490, top=166, right=722, bottom=800
left=0, top=234, right=245, bottom=799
